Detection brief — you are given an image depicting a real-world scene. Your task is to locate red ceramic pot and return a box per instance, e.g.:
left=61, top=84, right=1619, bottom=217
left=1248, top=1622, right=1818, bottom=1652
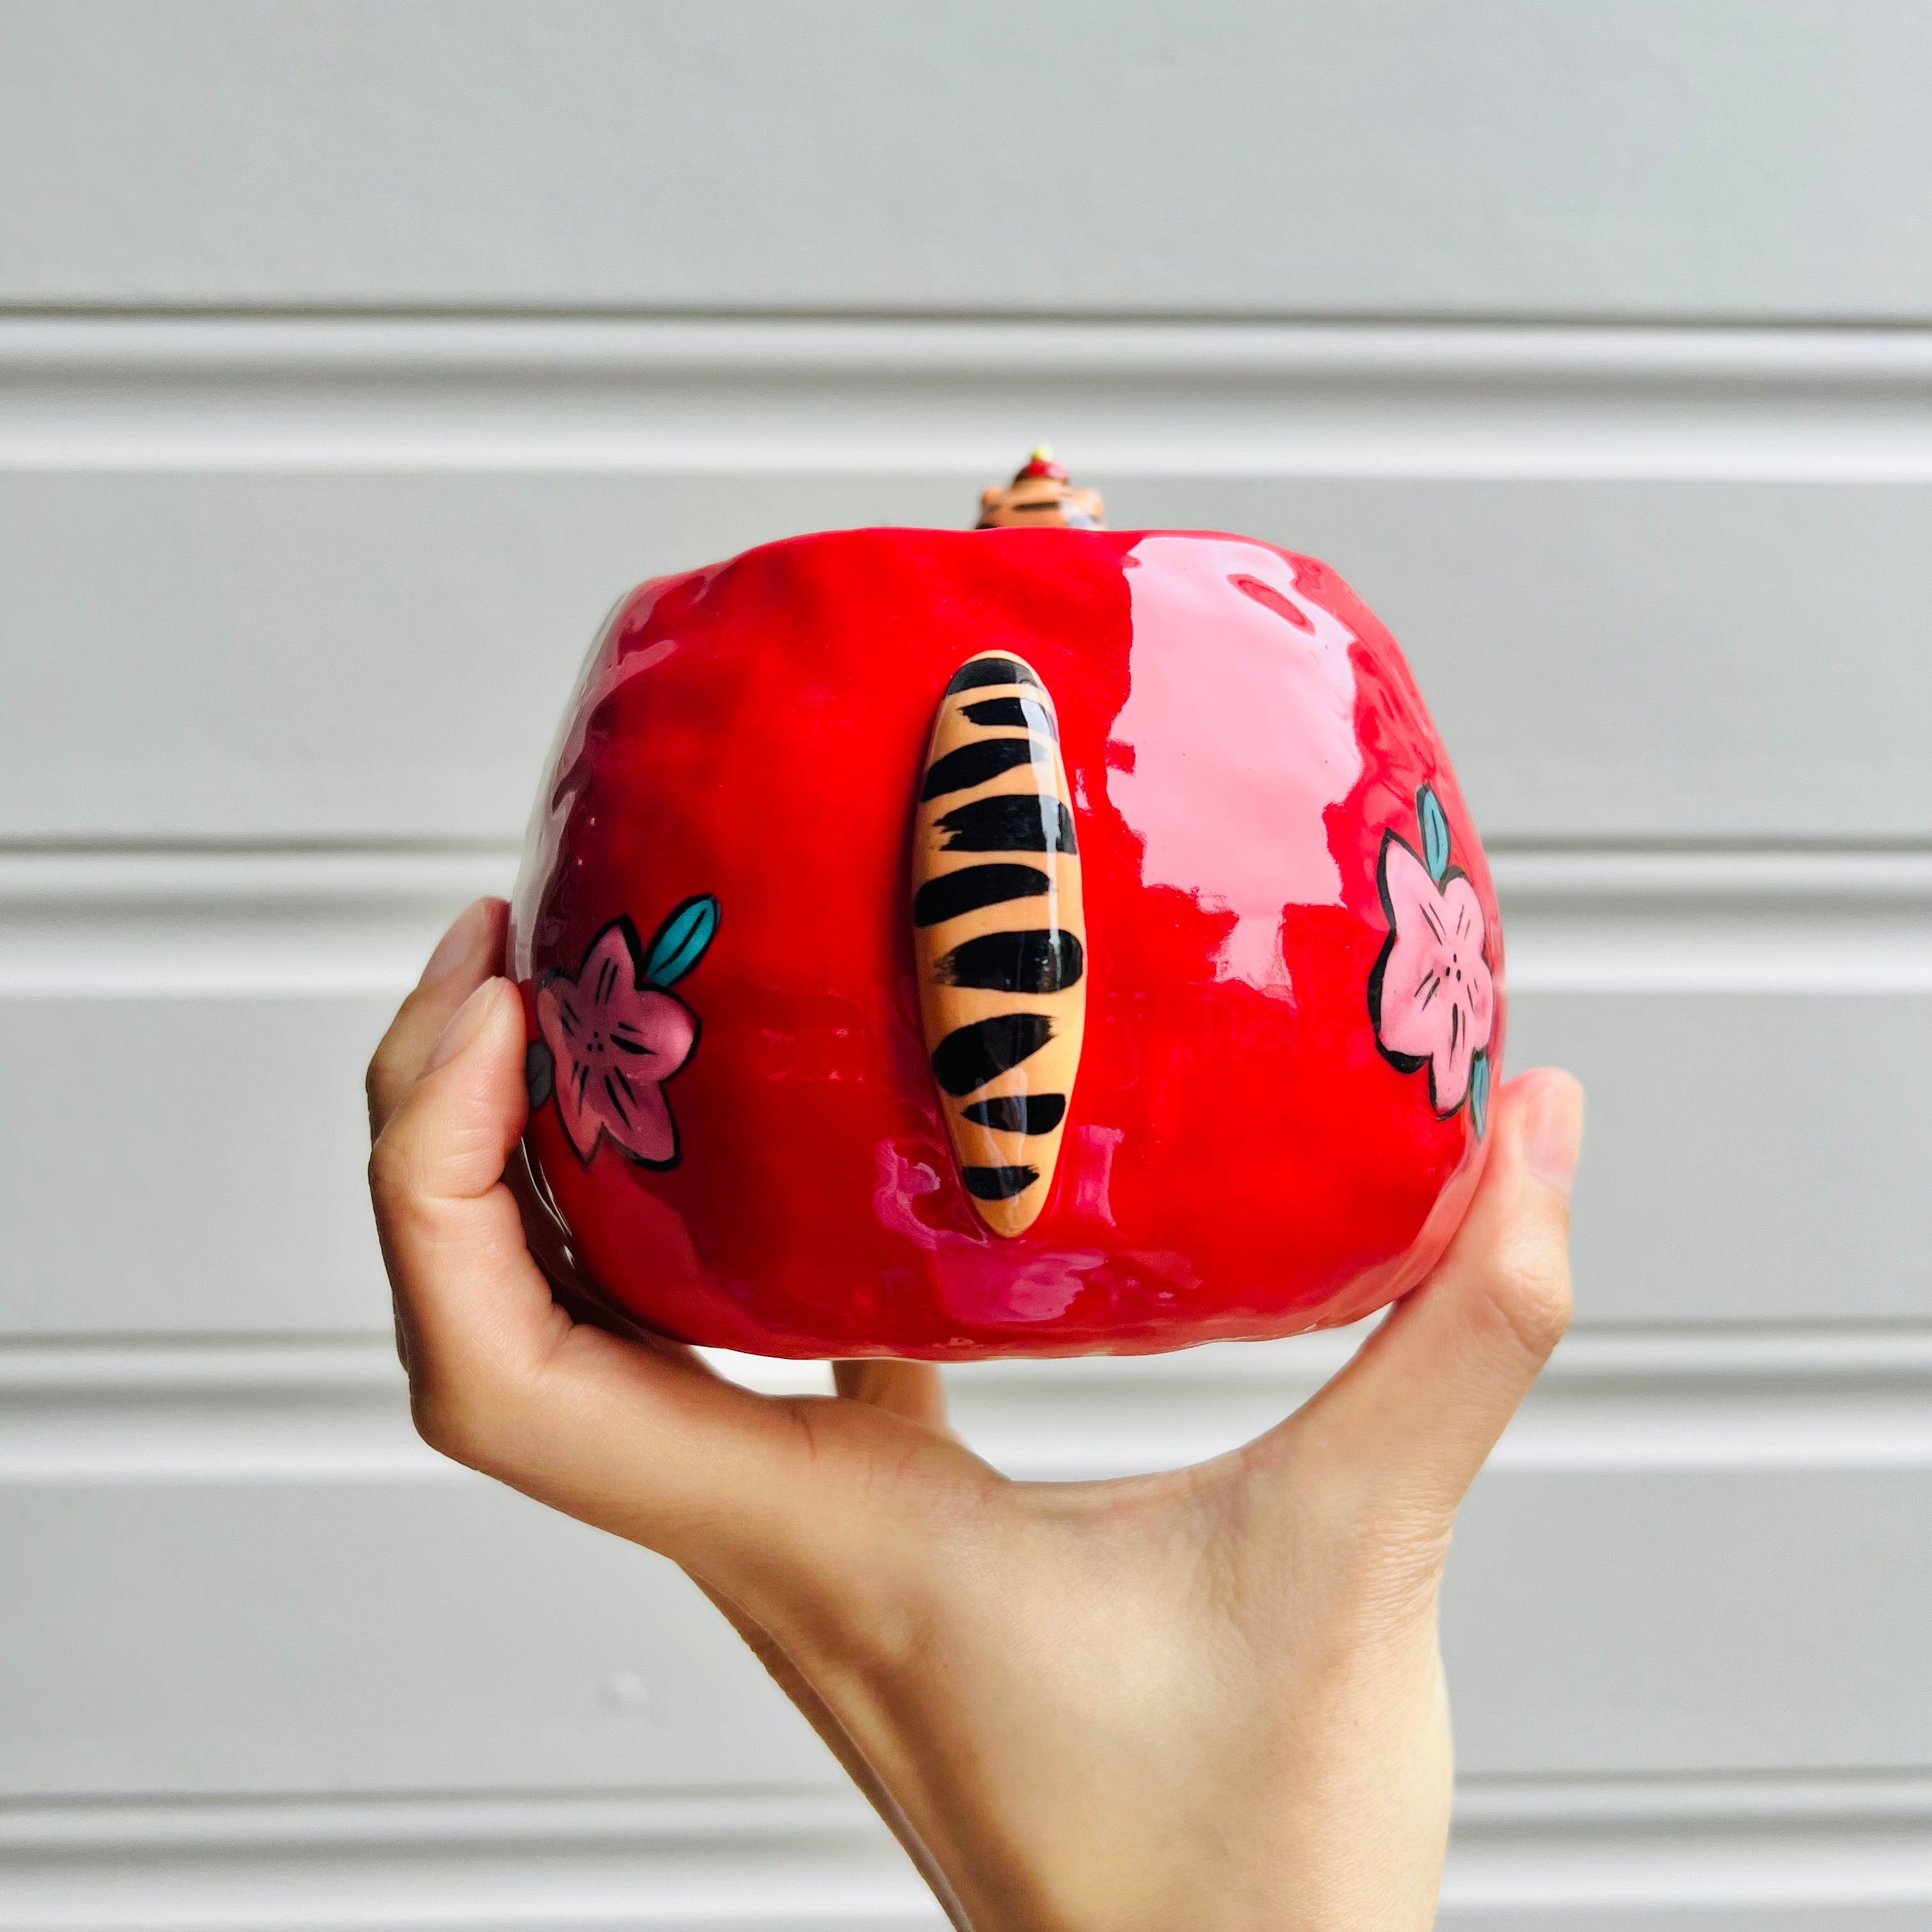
left=509, top=525, right=1503, bottom=1358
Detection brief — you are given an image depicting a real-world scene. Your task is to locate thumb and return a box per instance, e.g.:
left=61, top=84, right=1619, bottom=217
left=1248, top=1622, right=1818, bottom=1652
left=1288, top=1069, right=1583, bottom=1517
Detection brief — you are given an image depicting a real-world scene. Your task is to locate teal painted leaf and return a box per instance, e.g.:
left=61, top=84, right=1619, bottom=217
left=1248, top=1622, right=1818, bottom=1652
left=1469, top=1052, right=1491, bottom=1140
left=1418, top=785, right=1452, bottom=883
left=644, top=894, right=720, bottom=987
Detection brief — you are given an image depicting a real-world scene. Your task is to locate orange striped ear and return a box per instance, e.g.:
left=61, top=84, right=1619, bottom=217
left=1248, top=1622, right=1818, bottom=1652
left=912, top=651, right=1087, bottom=1238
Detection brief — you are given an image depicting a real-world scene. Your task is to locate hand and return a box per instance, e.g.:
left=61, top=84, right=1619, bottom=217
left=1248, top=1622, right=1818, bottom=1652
left=369, top=898, right=1582, bottom=1932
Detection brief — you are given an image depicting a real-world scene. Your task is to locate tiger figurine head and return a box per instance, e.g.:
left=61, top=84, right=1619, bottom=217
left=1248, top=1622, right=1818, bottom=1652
left=976, top=447, right=1107, bottom=530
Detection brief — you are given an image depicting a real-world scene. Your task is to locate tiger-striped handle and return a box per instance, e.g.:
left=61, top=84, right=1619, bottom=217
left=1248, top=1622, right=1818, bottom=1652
left=912, top=651, right=1087, bottom=1238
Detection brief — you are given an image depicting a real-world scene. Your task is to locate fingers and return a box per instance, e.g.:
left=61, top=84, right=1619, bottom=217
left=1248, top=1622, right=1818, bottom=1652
left=367, top=898, right=510, bottom=1137
left=369, top=970, right=761, bottom=1551
left=370, top=974, right=566, bottom=1397
left=367, top=953, right=956, bottom=1597
left=834, top=1360, right=952, bottom=1433
left=1279, top=1069, right=1583, bottom=1521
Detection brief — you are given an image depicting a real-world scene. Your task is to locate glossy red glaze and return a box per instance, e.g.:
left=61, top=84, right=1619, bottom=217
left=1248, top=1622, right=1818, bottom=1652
left=509, top=528, right=1504, bottom=1358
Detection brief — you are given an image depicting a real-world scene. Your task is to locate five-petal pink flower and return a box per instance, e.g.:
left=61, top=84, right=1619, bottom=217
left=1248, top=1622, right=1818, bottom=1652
left=537, top=921, right=698, bottom=1167
left=1370, top=836, right=1495, bottom=1116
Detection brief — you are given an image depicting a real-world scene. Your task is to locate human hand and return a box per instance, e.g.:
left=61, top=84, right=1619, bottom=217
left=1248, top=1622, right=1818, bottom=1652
left=369, top=897, right=1582, bottom=1932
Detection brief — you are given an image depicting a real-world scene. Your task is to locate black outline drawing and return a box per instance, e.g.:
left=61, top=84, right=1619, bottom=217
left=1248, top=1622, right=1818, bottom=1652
left=1365, top=786, right=1494, bottom=1130
left=535, top=900, right=717, bottom=1170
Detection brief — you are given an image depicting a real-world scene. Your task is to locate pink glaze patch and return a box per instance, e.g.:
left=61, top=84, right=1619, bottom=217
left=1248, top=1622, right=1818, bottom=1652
left=537, top=920, right=700, bottom=1167
left=1370, top=836, right=1495, bottom=1117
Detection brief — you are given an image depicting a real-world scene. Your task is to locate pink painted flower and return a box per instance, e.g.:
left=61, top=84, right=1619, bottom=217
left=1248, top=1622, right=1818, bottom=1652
left=1369, top=824, right=1494, bottom=1118
left=535, top=917, right=702, bottom=1167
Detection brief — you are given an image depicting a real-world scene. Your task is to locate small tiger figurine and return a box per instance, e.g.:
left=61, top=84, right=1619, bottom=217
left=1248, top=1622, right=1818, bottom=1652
left=976, top=447, right=1108, bottom=530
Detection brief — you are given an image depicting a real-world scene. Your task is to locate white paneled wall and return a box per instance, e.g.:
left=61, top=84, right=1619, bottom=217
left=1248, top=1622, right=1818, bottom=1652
left=4, top=1, right=1930, bottom=317
left=3, top=4, right=1929, bottom=1926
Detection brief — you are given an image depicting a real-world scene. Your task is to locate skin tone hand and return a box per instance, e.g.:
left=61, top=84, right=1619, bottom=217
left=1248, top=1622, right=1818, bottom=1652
left=369, top=898, right=1583, bottom=1932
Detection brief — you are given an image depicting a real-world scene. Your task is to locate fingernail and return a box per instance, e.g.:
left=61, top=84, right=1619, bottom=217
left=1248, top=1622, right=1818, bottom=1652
left=425, top=979, right=503, bottom=1075
left=421, top=900, right=494, bottom=988
left=1521, top=1074, right=1584, bottom=1199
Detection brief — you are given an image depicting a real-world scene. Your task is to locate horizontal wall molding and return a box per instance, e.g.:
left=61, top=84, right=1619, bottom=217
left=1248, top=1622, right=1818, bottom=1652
left=4, top=1325, right=1929, bottom=1483
left=1493, top=849, right=1932, bottom=993
left=0, top=848, right=517, bottom=997
left=6, top=317, right=1932, bottom=480
left=947, top=1326, right=1932, bottom=1478
left=0, top=1787, right=935, bottom=1932
left=1, top=847, right=1925, bottom=999
left=0, top=1774, right=1926, bottom=1929
left=1446, top=1772, right=1932, bottom=1919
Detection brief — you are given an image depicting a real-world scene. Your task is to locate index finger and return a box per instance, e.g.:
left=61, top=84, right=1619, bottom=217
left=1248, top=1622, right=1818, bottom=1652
left=367, top=897, right=510, bottom=1137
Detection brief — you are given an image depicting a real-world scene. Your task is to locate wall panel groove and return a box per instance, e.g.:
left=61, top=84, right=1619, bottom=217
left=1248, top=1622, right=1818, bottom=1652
left=2, top=847, right=1923, bottom=997
left=6, top=316, right=1932, bottom=479
left=0, top=1775, right=1926, bottom=1931
left=1, top=1328, right=1929, bottom=1483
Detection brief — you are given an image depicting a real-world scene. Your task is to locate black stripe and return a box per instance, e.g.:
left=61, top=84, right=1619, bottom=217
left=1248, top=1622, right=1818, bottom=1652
left=931, top=1012, right=1053, bottom=1096
left=936, top=929, right=1084, bottom=994
left=602, top=1071, right=631, bottom=1124
left=912, top=864, right=1050, bottom=927
left=962, top=696, right=1058, bottom=739
left=936, top=793, right=1077, bottom=854
left=944, top=656, right=1042, bottom=695
left=961, top=1093, right=1066, bottom=1135
left=962, top=1164, right=1040, bottom=1201
left=921, top=736, right=1046, bottom=801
